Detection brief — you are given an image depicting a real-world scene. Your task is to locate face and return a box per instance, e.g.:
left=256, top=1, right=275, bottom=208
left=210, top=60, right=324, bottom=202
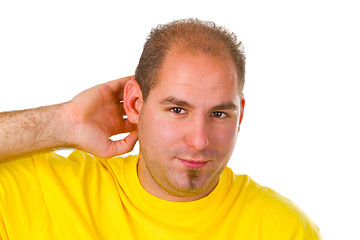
left=136, top=51, right=242, bottom=201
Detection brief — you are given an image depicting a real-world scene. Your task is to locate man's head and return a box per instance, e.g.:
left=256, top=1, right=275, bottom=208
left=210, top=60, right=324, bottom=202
left=124, top=19, right=245, bottom=202
left=135, top=18, right=245, bottom=101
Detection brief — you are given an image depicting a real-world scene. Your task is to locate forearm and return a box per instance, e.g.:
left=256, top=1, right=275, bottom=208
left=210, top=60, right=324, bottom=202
left=0, top=104, right=71, bottom=161
left=0, top=76, right=138, bottom=160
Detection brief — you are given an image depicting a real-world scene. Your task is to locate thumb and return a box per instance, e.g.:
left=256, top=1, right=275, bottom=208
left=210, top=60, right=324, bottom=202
left=102, top=131, right=138, bottom=158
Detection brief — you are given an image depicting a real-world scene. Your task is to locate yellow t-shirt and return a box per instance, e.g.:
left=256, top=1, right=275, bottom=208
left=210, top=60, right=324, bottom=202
left=0, top=151, right=321, bottom=239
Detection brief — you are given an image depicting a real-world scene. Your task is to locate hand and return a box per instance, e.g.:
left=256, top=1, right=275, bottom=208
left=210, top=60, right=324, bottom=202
left=63, top=76, right=138, bottom=158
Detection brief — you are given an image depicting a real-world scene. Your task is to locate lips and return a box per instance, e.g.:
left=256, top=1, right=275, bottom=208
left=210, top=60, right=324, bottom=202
left=177, top=157, right=209, bottom=169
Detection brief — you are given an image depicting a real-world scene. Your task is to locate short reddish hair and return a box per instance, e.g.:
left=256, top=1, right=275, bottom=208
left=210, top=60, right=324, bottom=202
left=135, top=18, right=246, bottom=101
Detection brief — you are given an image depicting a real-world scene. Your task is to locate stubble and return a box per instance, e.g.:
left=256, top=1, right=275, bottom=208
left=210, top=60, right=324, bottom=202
left=187, top=168, right=201, bottom=190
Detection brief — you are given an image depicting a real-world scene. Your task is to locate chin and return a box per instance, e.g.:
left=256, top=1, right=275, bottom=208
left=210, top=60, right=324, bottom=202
left=168, top=173, right=212, bottom=195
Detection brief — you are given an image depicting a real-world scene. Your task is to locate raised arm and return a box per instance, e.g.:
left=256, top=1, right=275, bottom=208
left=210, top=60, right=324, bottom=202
left=0, top=76, right=138, bottom=161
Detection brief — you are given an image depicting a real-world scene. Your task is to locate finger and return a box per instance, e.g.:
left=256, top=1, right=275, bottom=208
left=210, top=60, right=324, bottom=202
left=115, top=77, right=136, bottom=101
left=118, top=101, right=125, bottom=115
left=106, top=75, right=135, bottom=93
left=123, top=119, right=138, bottom=132
left=114, top=119, right=137, bottom=135
left=116, top=104, right=138, bottom=132
left=104, top=131, right=138, bottom=158
left=117, top=92, right=124, bottom=102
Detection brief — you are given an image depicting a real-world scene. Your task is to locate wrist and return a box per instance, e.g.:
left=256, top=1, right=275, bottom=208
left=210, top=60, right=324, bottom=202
left=57, top=101, right=78, bottom=149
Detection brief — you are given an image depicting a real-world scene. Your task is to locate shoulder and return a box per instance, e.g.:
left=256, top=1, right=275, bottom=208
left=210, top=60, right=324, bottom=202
left=0, top=154, right=39, bottom=197
left=227, top=170, right=321, bottom=239
left=258, top=185, right=321, bottom=238
left=0, top=150, right=128, bottom=186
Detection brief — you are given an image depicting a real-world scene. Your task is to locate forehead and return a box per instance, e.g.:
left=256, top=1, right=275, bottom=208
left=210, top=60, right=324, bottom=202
left=149, top=52, right=240, bottom=105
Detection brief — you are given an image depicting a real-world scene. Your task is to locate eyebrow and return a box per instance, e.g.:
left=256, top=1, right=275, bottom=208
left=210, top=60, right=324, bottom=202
left=210, top=102, right=238, bottom=111
left=159, top=96, right=193, bottom=108
left=159, top=96, right=238, bottom=111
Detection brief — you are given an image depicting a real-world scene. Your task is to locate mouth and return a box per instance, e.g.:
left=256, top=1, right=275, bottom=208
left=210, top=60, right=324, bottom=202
left=177, top=157, right=209, bottom=169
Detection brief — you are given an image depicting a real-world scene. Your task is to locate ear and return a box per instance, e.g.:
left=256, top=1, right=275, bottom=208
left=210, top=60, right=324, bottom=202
left=123, top=79, right=143, bottom=124
left=238, top=93, right=245, bottom=132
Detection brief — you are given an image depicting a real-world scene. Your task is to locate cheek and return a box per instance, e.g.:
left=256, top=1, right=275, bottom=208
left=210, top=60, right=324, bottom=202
left=209, top=124, right=239, bottom=149
left=155, top=117, right=184, bottom=144
left=139, top=112, right=183, bottom=147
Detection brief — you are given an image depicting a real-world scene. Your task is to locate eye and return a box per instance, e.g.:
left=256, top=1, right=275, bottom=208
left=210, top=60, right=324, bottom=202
left=170, top=107, right=186, bottom=114
left=211, top=111, right=228, bottom=118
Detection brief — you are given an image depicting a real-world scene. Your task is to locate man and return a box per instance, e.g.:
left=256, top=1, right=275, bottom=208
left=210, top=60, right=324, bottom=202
left=0, top=19, right=321, bottom=239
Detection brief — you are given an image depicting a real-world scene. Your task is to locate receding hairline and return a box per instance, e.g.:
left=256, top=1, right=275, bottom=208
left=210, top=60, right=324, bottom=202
left=135, top=18, right=246, bottom=101
left=152, top=46, right=242, bottom=94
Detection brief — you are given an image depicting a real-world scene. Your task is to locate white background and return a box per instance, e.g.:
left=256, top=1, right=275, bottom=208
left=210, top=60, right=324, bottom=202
left=1, top=0, right=359, bottom=239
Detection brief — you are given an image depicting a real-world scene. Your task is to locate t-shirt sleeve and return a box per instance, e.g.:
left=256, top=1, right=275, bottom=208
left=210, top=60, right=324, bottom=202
left=0, top=154, right=46, bottom=239
left=0, top=150, right=117, bottom=239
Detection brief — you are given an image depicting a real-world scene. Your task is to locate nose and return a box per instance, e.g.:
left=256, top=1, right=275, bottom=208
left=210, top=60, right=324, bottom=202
left=185, top=117, right=209, bottom=151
